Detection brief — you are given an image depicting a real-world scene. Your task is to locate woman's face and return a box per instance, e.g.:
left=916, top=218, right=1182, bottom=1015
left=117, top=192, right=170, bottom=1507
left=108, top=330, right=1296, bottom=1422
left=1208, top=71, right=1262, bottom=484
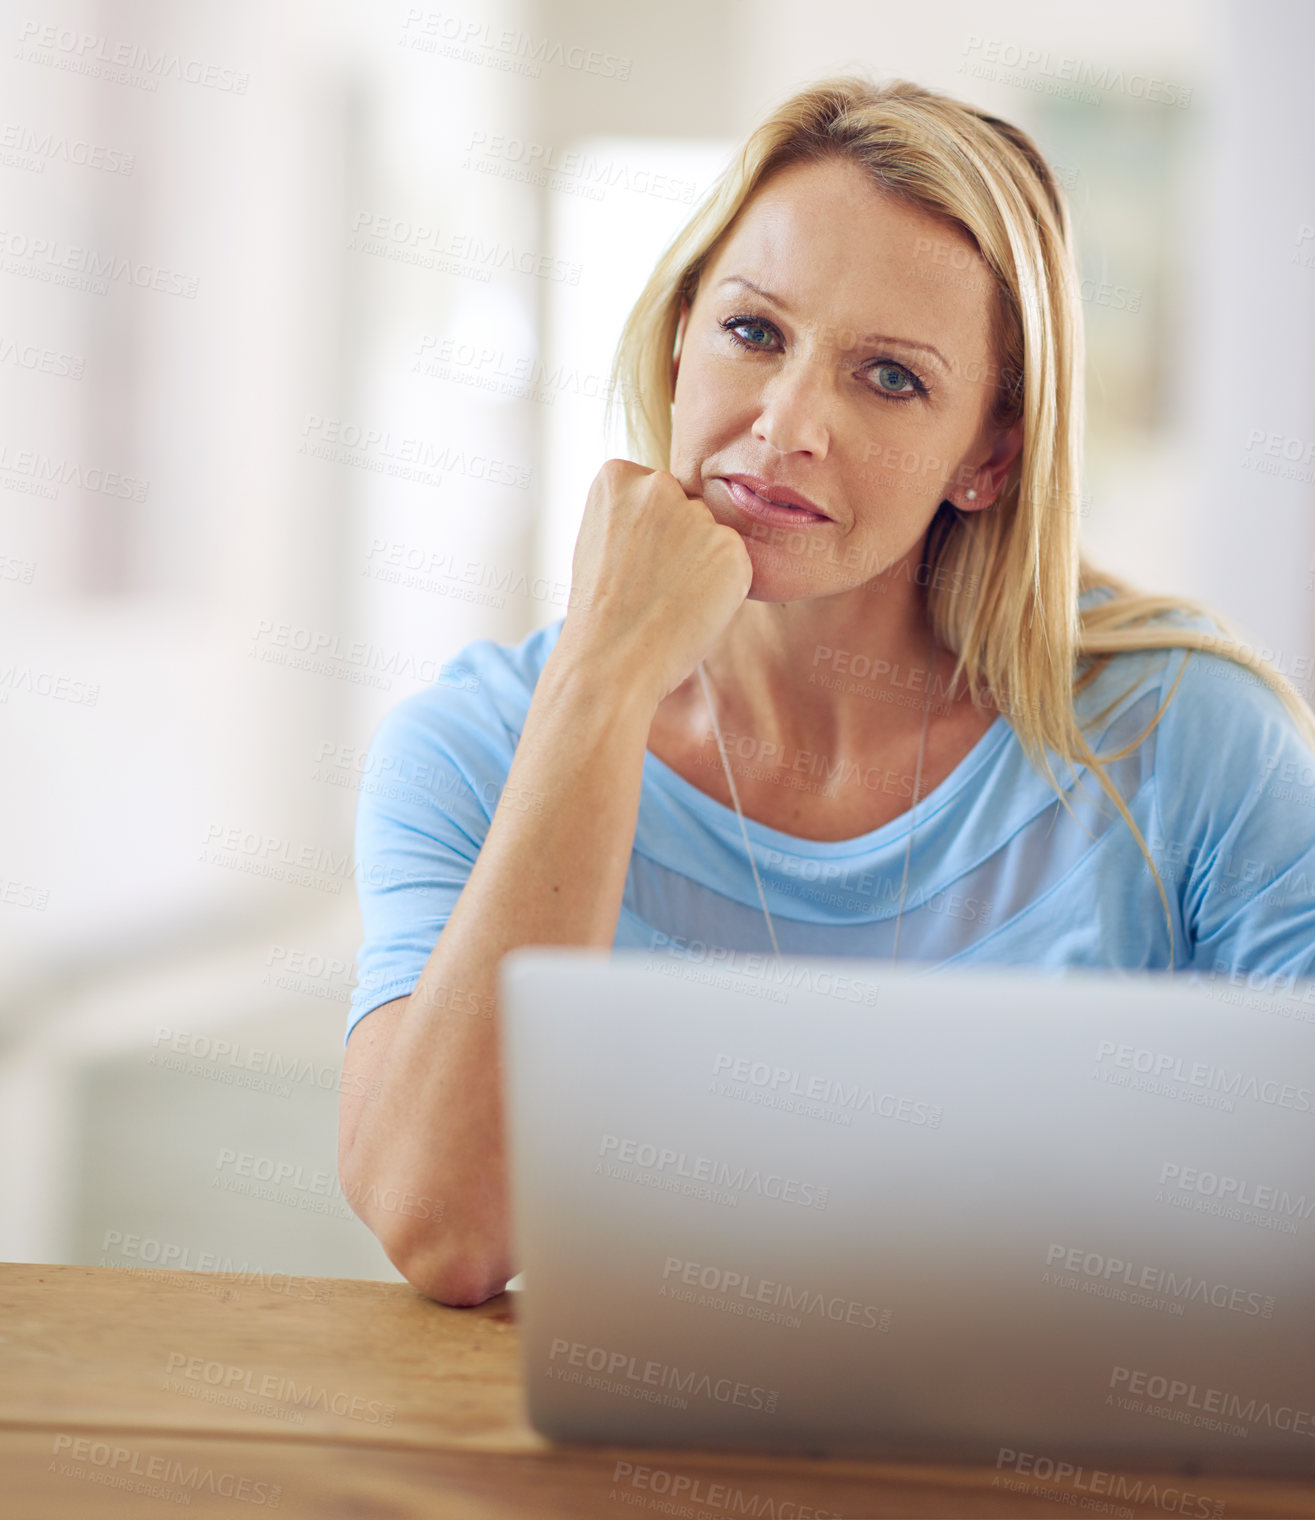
left=668, top=156, right=1023, bottom=602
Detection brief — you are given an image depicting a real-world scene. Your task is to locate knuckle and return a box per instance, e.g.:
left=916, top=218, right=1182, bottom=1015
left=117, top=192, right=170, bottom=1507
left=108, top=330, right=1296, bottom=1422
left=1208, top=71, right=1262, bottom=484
left=639, top=467, right=673, bottom=500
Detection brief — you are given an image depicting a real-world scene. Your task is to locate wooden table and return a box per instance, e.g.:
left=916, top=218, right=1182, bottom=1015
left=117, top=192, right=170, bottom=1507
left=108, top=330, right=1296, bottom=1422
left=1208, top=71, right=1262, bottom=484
left=2, top=1263, right=1312, bottom=1518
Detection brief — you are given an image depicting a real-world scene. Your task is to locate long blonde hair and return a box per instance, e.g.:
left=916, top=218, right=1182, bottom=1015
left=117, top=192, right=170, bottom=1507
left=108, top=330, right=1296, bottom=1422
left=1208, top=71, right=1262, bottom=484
left=607, top=73, right=1315, bottom=959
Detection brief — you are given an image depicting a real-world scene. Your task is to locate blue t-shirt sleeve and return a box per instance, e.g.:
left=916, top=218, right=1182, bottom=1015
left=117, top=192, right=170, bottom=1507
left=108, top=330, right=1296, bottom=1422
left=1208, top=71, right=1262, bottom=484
left=1153, top=646, right=1315, bottom=977
left=345, top=687, right=498, bottom=1044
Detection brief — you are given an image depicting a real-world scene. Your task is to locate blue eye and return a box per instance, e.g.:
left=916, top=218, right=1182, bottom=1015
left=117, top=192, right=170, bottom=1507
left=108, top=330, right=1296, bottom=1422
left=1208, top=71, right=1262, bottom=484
left=873, top=362, right=915, bottom=395
left=727, top=318, right=776, bottom=348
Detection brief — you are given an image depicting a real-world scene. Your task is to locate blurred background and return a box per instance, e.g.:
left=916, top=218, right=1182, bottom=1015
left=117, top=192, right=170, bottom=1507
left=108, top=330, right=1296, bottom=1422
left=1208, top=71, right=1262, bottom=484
left=2, top=0, right=1312, bottom=1283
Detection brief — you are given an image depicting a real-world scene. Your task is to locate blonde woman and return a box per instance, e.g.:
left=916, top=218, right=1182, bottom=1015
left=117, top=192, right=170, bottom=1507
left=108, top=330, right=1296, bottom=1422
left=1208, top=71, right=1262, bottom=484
left=338, top=76, right=1315, bottom=1306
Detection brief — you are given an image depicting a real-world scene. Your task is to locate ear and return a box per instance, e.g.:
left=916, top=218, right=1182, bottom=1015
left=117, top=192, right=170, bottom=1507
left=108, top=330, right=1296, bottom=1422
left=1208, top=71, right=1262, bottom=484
left=672, top=299, right=690, bottom=384
left=952, top=417, right=1024, bottom=511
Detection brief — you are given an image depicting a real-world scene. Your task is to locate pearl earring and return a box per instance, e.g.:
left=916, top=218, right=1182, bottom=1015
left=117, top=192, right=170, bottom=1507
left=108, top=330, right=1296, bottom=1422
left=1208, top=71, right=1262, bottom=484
left=965, top=488, right=978, bottom=500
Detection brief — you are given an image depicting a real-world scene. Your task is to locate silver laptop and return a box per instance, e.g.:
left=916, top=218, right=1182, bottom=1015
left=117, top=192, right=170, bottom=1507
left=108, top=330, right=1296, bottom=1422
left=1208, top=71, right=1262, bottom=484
left=498, top=948, right=1315, bottom=1476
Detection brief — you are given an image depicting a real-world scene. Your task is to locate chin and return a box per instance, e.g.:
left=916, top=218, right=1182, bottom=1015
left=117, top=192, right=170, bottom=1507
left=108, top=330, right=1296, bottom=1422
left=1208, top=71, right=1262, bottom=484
left=738, top=536, right=838, bottom=603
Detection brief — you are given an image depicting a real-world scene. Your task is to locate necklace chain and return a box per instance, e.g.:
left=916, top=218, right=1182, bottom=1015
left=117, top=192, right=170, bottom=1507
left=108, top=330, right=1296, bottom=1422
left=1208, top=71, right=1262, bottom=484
left=696, top=647, right=938, bottom=965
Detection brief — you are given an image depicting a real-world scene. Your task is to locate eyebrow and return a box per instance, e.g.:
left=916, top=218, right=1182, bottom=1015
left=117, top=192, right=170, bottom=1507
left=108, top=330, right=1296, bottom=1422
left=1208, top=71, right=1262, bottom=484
left=714, top=276, right=950, bottom=372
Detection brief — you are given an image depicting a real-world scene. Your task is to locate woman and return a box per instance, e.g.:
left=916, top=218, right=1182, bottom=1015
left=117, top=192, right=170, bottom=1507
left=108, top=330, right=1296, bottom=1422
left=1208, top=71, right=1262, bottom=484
left=337, top=76, right=1315, bottom=1306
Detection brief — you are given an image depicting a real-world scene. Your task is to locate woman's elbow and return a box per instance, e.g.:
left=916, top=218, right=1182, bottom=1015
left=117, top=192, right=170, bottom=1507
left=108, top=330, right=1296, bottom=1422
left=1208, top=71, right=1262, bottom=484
left=400, top=1244, right=512, bottom=1307
left=339, top=1155, right=510, bottom=1307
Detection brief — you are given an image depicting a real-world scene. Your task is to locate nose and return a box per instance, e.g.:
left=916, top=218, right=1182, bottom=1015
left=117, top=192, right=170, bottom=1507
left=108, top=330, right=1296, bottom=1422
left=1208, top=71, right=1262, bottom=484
left=751, top=353, right=832, bottom=459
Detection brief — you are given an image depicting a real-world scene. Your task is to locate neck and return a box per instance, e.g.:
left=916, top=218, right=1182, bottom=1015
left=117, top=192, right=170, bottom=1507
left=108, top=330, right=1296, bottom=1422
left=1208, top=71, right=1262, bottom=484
left=692, top=564, right=950, bottom=757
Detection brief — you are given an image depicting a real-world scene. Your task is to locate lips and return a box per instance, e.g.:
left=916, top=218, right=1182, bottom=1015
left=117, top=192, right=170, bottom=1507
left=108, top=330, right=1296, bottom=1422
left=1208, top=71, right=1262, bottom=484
left=719, top=473, right=832, bottom=525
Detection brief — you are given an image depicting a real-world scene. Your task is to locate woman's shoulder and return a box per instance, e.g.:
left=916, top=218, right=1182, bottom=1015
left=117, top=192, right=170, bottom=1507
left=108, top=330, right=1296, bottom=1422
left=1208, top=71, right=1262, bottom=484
left=1075, top=585, right=1315, bottom=786
left=366, top=617, right=566, bottom=763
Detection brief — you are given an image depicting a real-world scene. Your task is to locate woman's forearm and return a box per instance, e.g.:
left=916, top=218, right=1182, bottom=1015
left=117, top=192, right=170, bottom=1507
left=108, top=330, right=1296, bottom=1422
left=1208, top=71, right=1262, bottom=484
left=340, top=633, right=661, bottom=1304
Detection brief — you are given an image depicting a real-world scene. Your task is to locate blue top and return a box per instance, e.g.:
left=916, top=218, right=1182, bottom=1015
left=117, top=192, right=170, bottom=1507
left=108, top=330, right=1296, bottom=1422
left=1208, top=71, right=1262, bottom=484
left=345, top=592, right=1315, bottom=1043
